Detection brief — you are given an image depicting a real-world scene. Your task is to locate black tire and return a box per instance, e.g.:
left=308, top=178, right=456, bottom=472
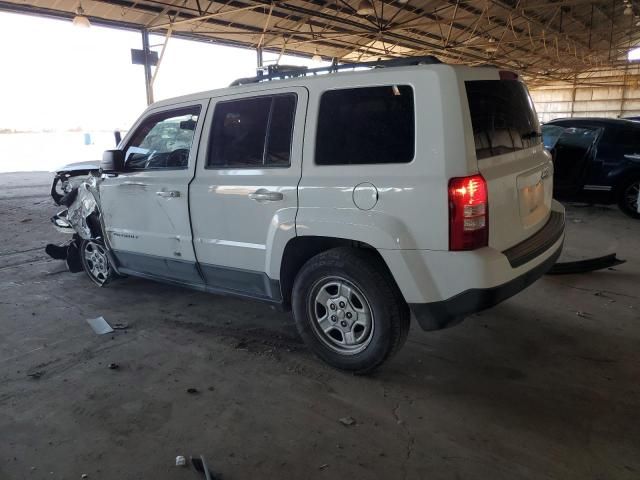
left=79, top=239, right=115, bottom=287
left=292, top=247, right=410, bottom=374
left=617, top=177, right=640, bottom=219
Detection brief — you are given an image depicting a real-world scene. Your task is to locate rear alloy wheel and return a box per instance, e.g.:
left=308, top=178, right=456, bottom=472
left=80, top=239, right=114, bottom=287
left=309, top=277, right=374, bottom=356
left=292, top=247, right=410, bottom=374
left=617, top=178, right=640, bottom=219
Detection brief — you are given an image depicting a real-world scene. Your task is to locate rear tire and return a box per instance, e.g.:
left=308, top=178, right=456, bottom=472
left=79, top=239, right=115, bottom=287
left=292, top=247, right=410, bottom=374
left=617, top=177, right=640, bottom=219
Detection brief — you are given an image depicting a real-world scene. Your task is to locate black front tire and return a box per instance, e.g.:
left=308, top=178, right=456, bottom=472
left=292, top=247, right=410, bottom=374
left=617, top=177, right=640, bottom=219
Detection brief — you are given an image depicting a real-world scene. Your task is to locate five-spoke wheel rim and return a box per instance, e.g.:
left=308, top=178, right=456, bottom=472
left=623, top=180, right=640, bottom=214
left=83, top=241, right=110, bottom=284
left=308, top=276, right=374, bottom=355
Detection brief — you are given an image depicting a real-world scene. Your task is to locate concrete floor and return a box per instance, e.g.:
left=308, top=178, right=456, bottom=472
left=1, top=171, right=639, bottom=480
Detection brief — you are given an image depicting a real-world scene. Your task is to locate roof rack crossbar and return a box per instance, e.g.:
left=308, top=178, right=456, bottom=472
left=230, top=55, right=441, bottom=86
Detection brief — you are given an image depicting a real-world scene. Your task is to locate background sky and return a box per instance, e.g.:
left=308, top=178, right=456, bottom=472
left=0, top=11, right=326, bottom=132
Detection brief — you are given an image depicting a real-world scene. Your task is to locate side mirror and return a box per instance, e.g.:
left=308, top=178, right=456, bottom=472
left=101, top=150, right=125, bottom=173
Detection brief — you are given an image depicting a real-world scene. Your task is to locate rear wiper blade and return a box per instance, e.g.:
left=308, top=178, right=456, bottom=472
left=521, top=130, right=541, bottom=139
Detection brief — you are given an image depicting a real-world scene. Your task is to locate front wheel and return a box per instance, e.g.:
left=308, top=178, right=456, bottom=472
left=617, top=177, right=640, bottom=219
left=79, top=239, right=115, bottom=287
left=292, top=247, right=410, bottom=374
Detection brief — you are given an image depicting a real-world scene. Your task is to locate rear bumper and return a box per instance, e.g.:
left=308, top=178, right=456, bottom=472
left=409, top=238, right=562, bottom=330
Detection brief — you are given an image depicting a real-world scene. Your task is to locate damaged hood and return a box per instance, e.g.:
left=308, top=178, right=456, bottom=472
left=54, top=160, right=101, bottom=174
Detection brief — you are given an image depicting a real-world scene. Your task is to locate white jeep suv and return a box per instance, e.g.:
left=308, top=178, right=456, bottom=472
left=51, top=57, right=565, bottom=373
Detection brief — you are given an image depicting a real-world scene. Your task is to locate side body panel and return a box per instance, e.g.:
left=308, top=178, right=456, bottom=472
left=189, top=87, right=308, bottom=298
left=296, top=67, right=463, bottom=252
left=99, top=99, right=209, bottom=283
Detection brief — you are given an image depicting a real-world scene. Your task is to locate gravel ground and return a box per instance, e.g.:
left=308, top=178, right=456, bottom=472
left=1, top=171, right=639, bottom=480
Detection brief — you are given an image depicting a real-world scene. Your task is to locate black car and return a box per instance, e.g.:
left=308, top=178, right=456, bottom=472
left=542, top=117, right=640, bottom=218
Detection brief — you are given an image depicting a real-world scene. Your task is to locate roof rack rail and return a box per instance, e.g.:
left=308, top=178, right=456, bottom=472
left=230, top=55, right=442, bottom=87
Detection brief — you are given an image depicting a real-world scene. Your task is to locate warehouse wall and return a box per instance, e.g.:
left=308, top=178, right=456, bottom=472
left=529, top=67, right=640, bottom=123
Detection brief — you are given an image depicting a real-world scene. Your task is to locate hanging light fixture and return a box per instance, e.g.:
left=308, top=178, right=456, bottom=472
left=485, top=38, right=498, bottom=53
left=311, top=49, right=323, bottom=62
left=624, top=4, right=634, bottom=15
left=357, top=0, right=375, bottom=16
left=72, top=2, right=91, bottom=28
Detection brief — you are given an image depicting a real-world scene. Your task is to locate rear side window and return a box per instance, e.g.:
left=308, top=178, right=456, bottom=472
left=465, top=80, right=541, bottom=159
left=612, top=126, right=640, bottom=149
left=207, top=94, right=296, bottom=168
left=315, top=85, right=415, bottom=165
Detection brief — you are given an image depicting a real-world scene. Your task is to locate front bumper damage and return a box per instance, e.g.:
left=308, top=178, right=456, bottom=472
left=46, top=174, right=120, bottom=275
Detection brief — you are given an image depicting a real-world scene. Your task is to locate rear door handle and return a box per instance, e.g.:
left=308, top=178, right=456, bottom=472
left=156, top=190, right=181, bottom=198
left=248, top=189, right=284, bottom=202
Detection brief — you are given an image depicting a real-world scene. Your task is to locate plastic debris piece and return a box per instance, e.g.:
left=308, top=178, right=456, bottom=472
left=108, top=363, right=119, bottom=370
left=86, top=316, right=114, bottom=335
left=546, top=254, right=625, bottom=275
left=112, top=323, right=128, bottom=330
left=27, top=371, right=44, bottom=380
left=339, top=416, right=356, bottom=426
left=191, top=455, right=215, bottom=480
left=45, top=243, right=69, bottom=260
left=176, top=455, right=187, bottom=467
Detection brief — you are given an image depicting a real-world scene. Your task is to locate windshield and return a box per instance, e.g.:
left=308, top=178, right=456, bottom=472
left=552, top=126, right=600, bottom=150
left=541, top=125, right=566, bottom=149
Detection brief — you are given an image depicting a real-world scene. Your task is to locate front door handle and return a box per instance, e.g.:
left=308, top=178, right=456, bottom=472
left=156, top=190, right=181, bottom=198
left=248, top=189, right=284, bottom=202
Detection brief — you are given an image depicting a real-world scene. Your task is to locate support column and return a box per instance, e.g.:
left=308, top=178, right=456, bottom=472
left=141, top=29, right=154, bottom=105
left=256, top=46, right=263, bottom=68
left=620, top=63, right=629, bottom=118
left=570, top=77, right=577, bottom=118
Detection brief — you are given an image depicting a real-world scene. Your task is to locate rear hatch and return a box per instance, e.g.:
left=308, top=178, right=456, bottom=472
left=465, top=77, right=553, bottom=251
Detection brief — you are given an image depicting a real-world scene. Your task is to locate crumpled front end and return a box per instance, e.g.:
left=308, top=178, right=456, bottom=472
left=66, top=177, right=102, bottom=240
left=47, top=174, right=110, bottom=273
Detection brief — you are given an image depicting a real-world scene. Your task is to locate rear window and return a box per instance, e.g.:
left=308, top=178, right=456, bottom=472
left=207, top=94, right=296, bottom=168
left=315, top=85, right=415, bottom=165
left=465, top=80, right=541, bottom=159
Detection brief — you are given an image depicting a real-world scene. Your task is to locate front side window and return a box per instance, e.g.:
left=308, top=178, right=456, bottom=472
left=207, top=94, right=297, bottom=168
left=124, top=106, right=201, bottom=170
left=315, top=85, right=415, bottom=165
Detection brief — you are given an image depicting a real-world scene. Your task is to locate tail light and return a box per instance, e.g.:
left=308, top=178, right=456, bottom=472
left=448, top=174, right=488, bottom=251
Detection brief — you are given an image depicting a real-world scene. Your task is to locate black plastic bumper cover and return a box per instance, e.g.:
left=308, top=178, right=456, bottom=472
left=410, top=239, right=563, bottom=331
left=502, top=210, right=565, bottom=268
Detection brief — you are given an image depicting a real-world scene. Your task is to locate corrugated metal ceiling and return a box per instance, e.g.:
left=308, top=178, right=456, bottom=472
left=2, top=0, right=640, bottom=84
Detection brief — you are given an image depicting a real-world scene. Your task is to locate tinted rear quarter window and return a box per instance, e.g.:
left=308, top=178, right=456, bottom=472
left=315, top=85, right=415, bottom=165
left=465, top=80, right=541, bottom=159
left=613, top=126, right=640, bottom=150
